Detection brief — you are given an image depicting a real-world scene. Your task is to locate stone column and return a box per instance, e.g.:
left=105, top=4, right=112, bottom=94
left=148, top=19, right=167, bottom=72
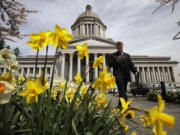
left=137, top=67, right=141, bottom=82
left=166, top=67, right=171, bottom=82
left=147, top=67, right=149, bottom=83
left=103, top=53, right=106, bottom=69
left=32, top=67, right=35, bottom=77
left=162, top=67, right=166, bottom=82
left=87, top=24, right=89, bottom=35
left=172, top=66, right=180, bottom=82
left=89, top=24, right=92, bottom=35
left=61, top=53, right=65, bottom=78
left=69, top=53, right=73, bottom=81
left=77, top=54, right=81, bottom=74
left=157, top=67, right=161, bottom=82
left=21, top=68, right=24, bottom=77
left=39, top=67, right=42, bottom=76
left=27, top=68, right=30, bottom=78
left=167, top=67, right=172, bottom=82
left=94, top=53, right=98, bottom=78
left=86, top=56, right=89, bottom=82
left=152, top=67, right=156, bottom=83
left=142, top=67, right=145, bottom=83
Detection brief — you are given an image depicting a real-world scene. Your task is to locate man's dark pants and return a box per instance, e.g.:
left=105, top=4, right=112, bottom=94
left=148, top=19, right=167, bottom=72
left=116, top=80, right=128, bottom=107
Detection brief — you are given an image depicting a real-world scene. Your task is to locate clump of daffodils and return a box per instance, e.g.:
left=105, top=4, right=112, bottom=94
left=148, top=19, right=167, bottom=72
left=0, top=25, right=175, bottom=135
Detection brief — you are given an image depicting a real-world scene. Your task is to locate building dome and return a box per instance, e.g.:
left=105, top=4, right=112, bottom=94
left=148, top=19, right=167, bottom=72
left=77, top=5, right=101, bottom=20
left=71, top=5, right=106, bottom=39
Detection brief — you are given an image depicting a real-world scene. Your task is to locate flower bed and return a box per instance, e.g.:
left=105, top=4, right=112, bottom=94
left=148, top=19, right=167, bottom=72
left=146, top=89, right=180, bottom=104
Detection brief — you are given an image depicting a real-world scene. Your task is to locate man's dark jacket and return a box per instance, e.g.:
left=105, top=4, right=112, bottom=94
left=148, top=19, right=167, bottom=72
left=108, top=51, right=137, bottom=82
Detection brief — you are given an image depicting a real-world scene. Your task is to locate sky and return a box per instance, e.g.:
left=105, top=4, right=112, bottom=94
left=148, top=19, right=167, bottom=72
left=6, top=0, right=180, bottom=68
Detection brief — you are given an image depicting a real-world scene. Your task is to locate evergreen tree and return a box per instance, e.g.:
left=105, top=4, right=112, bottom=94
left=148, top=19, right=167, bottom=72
left=14, top=47, right=20, bottom=56
left=0, top=40, right=6, bottom=50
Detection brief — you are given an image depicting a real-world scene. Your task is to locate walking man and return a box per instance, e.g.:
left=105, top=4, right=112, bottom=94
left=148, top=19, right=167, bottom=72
left=108, top=41, right=138, bottom=107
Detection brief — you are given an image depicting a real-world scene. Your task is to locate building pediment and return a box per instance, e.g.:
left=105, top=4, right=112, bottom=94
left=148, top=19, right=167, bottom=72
left=69, top=37, right=116, bottom=48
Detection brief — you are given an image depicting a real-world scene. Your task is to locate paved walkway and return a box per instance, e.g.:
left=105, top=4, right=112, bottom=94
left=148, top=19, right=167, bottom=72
left=106, top=93, right=180, bottom=135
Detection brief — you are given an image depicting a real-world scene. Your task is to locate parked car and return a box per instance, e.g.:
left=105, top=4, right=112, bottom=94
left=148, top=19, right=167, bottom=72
left=130, top=83, right=150, bottom=96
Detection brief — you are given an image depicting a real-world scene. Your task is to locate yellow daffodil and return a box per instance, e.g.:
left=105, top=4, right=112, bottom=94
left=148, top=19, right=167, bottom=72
left=18, top=77, right=25, bottom=82
left=0, top=81, right=15, bottom=104
left=110, top=108, right=120, bottom=118
left=120, top=122, right=128, bottom=131
left=27, top=31, right=53, bottom=50
left=19, top=79, right=47, bottom=104
left=153, top=121, right=167, bottom=135
left=66, top=89, right=74, bottom=103
left=74, top=73, right=82, bottom=84
left=92, top=66, right=115, bottom=94
left=95, top=94, right=107, bottom=108
left=112, top=108, right=120, bottom=115
left=52, top=24, right=74, bottom=49
left=120, top=98, right=133, bottom=113
left=52, top=88, right=58, bottom=100
left=93, top=56, right=104, bottom=69
left=126, top=110, right=135, bottom=119
left=81, top=84, right=87, bottom=95
left=149, top=95, right=175, bottom=128
left=140, top=95, right=175, bottom=135
left=131, top=131, right=137, bottom=135
left=76, top=43, right=89, bottom=60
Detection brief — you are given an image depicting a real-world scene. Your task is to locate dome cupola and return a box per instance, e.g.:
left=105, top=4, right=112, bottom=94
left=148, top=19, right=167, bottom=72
left=71, top=5, right=107, bottom=39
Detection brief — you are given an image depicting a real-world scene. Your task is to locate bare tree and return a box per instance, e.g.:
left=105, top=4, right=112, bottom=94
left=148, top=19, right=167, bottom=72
left=153, top=0, right=180, bottom=40
left=0, top=0, right=37, bottom=41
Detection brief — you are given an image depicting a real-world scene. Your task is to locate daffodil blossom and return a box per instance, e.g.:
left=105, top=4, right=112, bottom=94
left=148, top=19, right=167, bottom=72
left=27, top=30, right=53, bottom=50
left=76, top=43, right=89, bottom=60
left=52, top=24, right=74, bottom=49
left=92, top=66, right=115, bottom=94
left=93, top=56, right=104, bottom=69
left=120, top=98, right=133, bottom=113
left=74, top=73, right=82, bottom=84
left=19, top=79, right=47, bottom=104
left=95, top=94, right=107, bottom=108
left=140, top=95, right=175, bottom=135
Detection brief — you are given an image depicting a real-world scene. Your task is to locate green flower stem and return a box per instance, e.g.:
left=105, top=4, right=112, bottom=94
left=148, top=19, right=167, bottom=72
left=8, top=67, right=12, bottom=83
left=34, top=49, right=39, bottom=80
left=42, top=46, right=49, bottom=85
left=50, top=46, right=59, bottom=91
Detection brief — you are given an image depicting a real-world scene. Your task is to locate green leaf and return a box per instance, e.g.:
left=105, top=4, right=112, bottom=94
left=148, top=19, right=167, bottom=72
left=72, top=119, right=79, bottom=135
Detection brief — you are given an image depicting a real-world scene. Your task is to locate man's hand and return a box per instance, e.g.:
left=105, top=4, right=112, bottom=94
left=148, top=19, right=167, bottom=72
left=117, top=55, right=124, bottom=62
